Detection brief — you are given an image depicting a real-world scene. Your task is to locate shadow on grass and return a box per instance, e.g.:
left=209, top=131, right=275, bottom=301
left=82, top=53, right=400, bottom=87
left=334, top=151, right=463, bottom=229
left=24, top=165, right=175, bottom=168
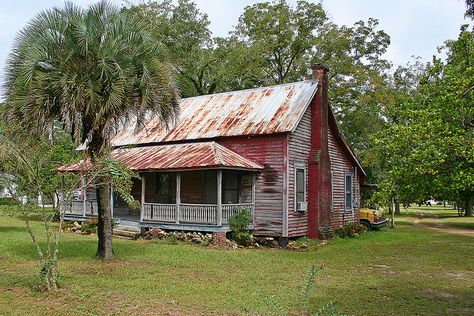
left=0, top=225, right=28, bottom=233
left=6, top=237, right=148, bottom=261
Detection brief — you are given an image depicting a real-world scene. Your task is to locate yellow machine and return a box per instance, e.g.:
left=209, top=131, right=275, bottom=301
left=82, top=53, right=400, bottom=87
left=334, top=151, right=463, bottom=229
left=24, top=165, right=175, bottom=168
left=359, top=208, right=388, bottom=230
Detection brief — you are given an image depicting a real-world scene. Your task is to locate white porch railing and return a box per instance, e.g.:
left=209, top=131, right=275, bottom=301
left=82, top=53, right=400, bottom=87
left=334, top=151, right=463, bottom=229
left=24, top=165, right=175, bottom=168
left=142, top=202, right=254, bottom=226
left=142, top=203, right=176, bottom=222
left=64, top=200, right=98, bottom=216
left=180, top=203, right=217, bottom=224
left=222, top=203, right=253, bottom=224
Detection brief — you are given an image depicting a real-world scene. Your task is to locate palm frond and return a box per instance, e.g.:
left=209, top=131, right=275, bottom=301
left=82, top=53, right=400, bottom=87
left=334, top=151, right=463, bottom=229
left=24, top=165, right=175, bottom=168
left=3, top=0, right=179, bottom=153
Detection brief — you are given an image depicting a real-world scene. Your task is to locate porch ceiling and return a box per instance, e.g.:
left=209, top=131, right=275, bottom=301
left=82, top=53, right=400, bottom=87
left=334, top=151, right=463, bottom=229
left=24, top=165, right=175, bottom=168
left=58, top=141, right=264, bottom=172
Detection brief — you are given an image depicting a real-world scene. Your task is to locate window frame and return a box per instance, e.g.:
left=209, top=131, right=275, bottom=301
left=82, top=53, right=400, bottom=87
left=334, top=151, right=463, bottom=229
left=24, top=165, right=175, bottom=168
left=222, top=170, right=241, bottom=204
left=344, top=173, right=353, bottom=211
left=294, top=162, right=307, bottom=212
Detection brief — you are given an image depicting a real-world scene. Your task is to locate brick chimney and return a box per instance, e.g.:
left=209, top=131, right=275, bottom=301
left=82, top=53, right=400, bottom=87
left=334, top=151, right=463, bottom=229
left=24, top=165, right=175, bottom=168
left=307, top=64, right=332, bottom=239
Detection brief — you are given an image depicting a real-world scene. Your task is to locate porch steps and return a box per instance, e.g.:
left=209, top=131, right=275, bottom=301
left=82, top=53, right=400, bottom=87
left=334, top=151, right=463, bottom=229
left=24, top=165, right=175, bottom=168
left=113, top=225, right=141, bottom=240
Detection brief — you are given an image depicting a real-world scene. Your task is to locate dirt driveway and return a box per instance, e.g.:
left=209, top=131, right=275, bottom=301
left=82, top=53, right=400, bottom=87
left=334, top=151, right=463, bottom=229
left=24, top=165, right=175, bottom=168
left=413, top=217, right=474, bottom=237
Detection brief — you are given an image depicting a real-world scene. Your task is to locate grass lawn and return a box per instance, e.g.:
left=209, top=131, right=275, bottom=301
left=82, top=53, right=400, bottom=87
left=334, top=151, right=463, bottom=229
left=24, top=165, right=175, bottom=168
left=395, top=205, right=474, bottom=230
left=1, top=213, right=473, bottom=316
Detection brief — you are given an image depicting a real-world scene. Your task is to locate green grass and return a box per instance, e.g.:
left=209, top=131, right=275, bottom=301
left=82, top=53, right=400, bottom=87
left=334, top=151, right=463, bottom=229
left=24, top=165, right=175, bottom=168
left=1, top=213, right=473, bottom=315
left=395, top=205, right=474, bottom=229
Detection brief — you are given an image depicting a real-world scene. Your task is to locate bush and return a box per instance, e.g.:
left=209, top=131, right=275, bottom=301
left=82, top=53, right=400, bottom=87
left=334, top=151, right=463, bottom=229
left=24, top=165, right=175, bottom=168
left=0, top=197, right=17, bottom=205
left=228, top=207, right=253, bottom=246
left=80, top=217, right=98, bottom=234
left=335, top=221, right=366, bottom=238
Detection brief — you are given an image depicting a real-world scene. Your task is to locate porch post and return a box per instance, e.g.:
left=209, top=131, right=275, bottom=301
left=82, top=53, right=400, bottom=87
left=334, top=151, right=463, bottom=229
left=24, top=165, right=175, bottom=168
left=252, top=173, right=256, bottom=222
left=217, top=170, right=222, bottom=226
left=110, top=183, right=114, bottom=219
left=176, top=173, right=181, bottom=224
left=140, top=174, right=145, bottom=222
left=82, top=175, right=87, bottom=217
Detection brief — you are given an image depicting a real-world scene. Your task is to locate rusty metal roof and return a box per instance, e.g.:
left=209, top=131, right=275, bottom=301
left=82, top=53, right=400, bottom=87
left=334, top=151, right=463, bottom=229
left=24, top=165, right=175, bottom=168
left=59, top=142, right=264, bottom=172
left=109, top=80, right=318, bottom=147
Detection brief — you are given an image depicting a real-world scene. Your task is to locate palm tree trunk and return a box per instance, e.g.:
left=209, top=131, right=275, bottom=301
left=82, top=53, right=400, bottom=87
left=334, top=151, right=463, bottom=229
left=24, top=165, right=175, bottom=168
left=89, top=131, right=114, bottom=260
left=95, top=183, right=114, bottom=259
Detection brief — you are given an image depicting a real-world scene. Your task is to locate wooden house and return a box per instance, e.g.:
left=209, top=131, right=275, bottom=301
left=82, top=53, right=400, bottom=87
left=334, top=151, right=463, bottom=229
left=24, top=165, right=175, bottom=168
left=59, top=65, right=366, bottom=243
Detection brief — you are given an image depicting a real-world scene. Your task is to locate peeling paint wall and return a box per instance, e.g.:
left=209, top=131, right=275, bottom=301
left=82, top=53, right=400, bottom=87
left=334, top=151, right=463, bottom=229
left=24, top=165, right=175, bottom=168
left=218, top=134, right=286, bottom=237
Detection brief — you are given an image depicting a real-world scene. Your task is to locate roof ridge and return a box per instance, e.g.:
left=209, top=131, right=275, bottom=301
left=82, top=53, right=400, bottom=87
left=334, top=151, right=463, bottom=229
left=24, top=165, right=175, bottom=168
left=212, top=141, right=223, bottom=166
left=180, top=79, right=317, bottom=101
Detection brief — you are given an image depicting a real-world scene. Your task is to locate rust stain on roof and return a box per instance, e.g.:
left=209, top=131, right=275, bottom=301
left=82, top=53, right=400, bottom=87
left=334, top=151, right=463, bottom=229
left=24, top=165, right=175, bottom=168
left=108, top=80, right=318, bottom=147
left=59, top=142, right=264, bottom=173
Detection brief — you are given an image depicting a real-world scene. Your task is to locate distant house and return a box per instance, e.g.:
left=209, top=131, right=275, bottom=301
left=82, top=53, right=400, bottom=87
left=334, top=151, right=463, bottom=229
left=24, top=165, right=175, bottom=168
left=59, top=65, right=365, bottom=243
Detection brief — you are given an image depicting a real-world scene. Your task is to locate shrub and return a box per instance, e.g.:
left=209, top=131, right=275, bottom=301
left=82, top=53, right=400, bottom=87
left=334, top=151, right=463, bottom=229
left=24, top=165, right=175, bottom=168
left=0, top=197, right=17, bottom=205
left=228, top=207, right=253, bottom=246
left=201, top=234, right=213, bottom=246
left=80, top=217, right=98, bottom=234
left=335, top=221, right=366, bottom=238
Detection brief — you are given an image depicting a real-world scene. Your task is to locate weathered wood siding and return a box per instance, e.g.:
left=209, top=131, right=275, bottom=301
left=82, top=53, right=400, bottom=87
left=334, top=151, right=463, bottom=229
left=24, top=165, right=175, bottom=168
left=328, top=129, right=360, bottom=228
left=240, top=172, right=253, bottom=204
left=287, top=105, right=312, bottom=237
left=218, top=134, right=285, bottom=236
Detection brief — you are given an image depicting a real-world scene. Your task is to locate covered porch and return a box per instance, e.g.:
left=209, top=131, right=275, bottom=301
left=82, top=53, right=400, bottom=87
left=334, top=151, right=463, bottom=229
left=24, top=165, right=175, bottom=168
left=60, top=142, right=263, bottom=231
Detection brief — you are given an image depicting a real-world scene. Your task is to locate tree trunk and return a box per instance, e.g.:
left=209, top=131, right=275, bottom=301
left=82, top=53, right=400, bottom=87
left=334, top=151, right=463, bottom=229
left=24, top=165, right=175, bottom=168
left=395, top=201, right=400, bottom=215
left=389, top=197, right=395, bottom=228
left=95, top=183, right=114, bottom=259
left=88, top=129, right=115, bottom=260
left=464, top=193, right=473, bottom=217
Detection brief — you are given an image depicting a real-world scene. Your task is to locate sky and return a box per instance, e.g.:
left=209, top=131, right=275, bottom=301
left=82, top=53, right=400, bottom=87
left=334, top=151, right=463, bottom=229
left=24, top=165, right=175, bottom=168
left=0, top=0, right=469, bottom=89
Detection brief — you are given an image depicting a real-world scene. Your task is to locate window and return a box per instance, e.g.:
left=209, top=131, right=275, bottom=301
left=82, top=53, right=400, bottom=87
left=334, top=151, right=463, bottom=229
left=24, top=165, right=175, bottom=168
left=222, top=171, right=240, bottom=204
left=345, top=174, right=353, bottom=210
left=295, top=164, right=306, bottom=212
left=156, top=173, right=173, bottom=203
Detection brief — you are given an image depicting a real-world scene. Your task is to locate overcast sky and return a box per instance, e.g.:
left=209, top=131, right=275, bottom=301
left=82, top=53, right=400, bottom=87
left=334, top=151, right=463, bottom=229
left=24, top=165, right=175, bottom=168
left=0, top=0, right=469, bottom=88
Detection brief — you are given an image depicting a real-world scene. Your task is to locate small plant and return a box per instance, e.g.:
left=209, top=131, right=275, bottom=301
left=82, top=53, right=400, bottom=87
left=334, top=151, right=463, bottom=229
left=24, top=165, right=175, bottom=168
left=167, top=233, right=178, bottom=245
left=335, top=221, right=366, bottom=238
left=228, top=207, right=253, bottom=246
left=80, top=217, right=98, bottom=234
left=264, top=266, right=345, bottom=316
left=201, top=234, right=213, bottom=246
left=292, top=236, right=310, bottom=249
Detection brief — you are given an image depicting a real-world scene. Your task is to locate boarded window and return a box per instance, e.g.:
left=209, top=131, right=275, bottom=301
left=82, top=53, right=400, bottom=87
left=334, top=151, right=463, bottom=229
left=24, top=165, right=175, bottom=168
left=345, top=174, right=353, bottom=210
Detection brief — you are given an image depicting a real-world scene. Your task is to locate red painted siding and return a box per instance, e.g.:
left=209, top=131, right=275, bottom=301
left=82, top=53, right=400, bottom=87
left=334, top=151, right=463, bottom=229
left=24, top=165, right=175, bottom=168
left=218, top=134, right=285, bottom=236
left=328, top=128, right=360, bottom=228
left=288, top=104, right=311, bottom=237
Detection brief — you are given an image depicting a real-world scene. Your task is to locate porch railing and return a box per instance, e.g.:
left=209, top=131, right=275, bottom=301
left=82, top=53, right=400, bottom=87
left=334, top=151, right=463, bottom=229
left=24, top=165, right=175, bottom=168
left=64, top=200, right=254, bottom=226
left=143, top=203, right=176, bottom=222
left=180, top=204, right=217, bottom=224
left=64, top=200, right=98, bottom=216
left=222, top=203, right=253, bottom=224
left=142, top=202, right=254, bottom=226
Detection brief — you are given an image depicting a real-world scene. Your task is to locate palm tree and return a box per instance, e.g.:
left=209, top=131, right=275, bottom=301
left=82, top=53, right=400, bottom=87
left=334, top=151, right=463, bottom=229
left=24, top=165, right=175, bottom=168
left=3, top=1, right=179, bottom=259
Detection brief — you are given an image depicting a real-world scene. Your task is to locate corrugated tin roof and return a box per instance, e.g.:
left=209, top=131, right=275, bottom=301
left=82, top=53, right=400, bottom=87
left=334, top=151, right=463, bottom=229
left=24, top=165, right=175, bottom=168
left=109, top=80, right=318, bottom=147
left=59, top=142, right=264, bottom=172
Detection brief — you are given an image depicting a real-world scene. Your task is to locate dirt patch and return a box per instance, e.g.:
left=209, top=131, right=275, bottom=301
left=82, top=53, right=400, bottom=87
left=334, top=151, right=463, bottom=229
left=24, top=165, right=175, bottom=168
left=413, top=218, right=474, bottom=237
left=445, top=272, right=469, bottom=281
left=447, top=307, right=474, bottom=315
left=424, top=288, right=458, bottom=299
